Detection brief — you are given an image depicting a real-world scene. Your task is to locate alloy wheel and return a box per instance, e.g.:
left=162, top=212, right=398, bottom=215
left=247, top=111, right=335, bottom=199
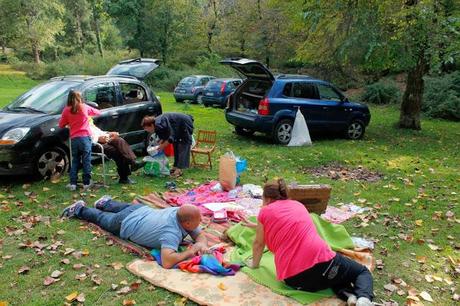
left=37, top=147, right=68, bottom=179
left=347, top=122, right=363, bottom=139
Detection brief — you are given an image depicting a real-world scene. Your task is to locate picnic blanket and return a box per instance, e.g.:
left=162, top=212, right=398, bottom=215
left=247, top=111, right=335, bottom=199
left=226, top=214, right=373, bottom=305
left=151, top=247, right=240, bottom=276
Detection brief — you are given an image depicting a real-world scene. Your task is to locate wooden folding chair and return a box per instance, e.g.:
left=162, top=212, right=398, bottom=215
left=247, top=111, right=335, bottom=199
left=191, top=130, right=217, bottom=169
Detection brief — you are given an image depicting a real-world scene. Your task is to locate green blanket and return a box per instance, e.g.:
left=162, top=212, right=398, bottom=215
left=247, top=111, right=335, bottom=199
left=227, top=213, right=354, bottom=304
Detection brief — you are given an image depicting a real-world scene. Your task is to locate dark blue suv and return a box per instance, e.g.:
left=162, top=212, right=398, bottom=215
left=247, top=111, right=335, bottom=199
left=221, top=58, right=371, bottom=144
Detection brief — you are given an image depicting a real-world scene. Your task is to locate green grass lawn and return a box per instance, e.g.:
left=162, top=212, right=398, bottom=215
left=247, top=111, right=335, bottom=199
left=0, top=66, right=459, bottom=305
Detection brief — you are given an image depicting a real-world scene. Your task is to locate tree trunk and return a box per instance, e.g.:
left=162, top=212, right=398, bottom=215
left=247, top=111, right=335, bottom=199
left=94, top=18, right=103, bottom=58
left=399, top=53, right=427, bottom=130
left=32, top=41, right=40, bottom=63
left=75, top=12, right=84, bottom=52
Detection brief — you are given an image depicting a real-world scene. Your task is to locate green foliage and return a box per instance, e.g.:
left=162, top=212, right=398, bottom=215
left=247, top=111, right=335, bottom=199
left=423, top=72, right=460, bottom=121
left=361, top=81, right=401, bottom=105
left=12, top=50, right=133, bottom=79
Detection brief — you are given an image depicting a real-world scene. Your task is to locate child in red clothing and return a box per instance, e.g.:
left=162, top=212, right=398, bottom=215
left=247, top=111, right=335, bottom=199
left=59, top=90, right=100, bottom=191
left=243, top=179, right=374, bottom=306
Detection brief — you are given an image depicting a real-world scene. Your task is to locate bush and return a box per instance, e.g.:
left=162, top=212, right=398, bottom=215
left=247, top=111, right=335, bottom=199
left=360, top=80, right=401, bottom=105
left=12, top=50, right=134, bottom=80
left=423, top=71, right=460, bottom=121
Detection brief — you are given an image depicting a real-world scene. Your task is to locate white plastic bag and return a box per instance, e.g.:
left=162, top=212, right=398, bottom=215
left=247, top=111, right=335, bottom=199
left=143, top=153, right=170, bottom=176
left=288, top=109, right=312, bottom=146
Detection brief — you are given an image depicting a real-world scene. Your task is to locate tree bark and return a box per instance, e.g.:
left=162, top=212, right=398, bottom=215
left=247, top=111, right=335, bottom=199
left=94, top=18, right=103, bottom=58
left=398, top=53, right=427, bottom=130
left=75, top=11, right=84, bottom=52
left=32, top=41, right=40, bottom=63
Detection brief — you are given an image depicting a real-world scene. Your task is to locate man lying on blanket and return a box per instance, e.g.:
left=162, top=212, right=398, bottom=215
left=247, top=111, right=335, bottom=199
left=62, top=196, right=209, bottom=268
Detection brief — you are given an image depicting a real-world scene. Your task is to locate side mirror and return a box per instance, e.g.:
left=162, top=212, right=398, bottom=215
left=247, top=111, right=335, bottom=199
left=342, top=97, right=349, bottom=103
left=87, top=101, right=99, bottom=109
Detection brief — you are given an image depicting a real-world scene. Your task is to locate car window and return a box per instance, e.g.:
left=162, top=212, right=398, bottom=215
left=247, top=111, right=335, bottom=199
left=317, top=83, right=342, bottom=101
left=282, top=82, right=292, bottom=96
left=233, top=80, right=242, bottom=87
left=291, top=82, right=318, bottom=99
left=179, top=77, right=196, bottom=86
left=6, top=81, right=80, bottom=114
left=200, top=78, right=208, bottom=86
left=226, top=82, right=234, bottom=90
left=84, top=82, right=117, bottom=109
left=120, top=83, right=148, bottom=105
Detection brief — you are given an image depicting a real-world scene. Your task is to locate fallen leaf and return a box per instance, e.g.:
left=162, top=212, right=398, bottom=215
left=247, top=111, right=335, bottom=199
left=217, top=282, right=227, bottom=290
left=130, top=282, right=140, bottom=291
left=384, top=283, right=397, bottom=293
left=75, top=273, right=87, bottom=281
left=18, top=266, right=30, bottom=274
left=50, top=270, right=63, bottom=278
left=453, top=293, right=459, bottom=301
left=425, top=275, right=434, bottom=283
left=427, top=244, right=440, bottom=251
left=42, top=187, right=50, bottom=192
left=174, top=297, right=187, bottom=306
left=81, top=249, right=90, bottom=256
left=117, top=286, right=131, bottom=295
left=73, top=263, right=84, bottom=270
left=111, top=262, right=124, bottom=270
left=415, top=219, right=423, bottom=226
left=120, top=280, right=128, bottom=285
left=0, top=301, right=8, bottom=306
left=76, top=293, right=85, bottom=303
left=123, top=300, right=136, bottom=306
left=416, top=256, right=427, bottom=264
left=65, top=291, right=78, bottom=302
left=111, top=284, right=118, bottom=290
left=91, top=274, right=102, bottom=286
left=64, top=248, right=75, bottom=255
left=420, top=291, right=433, bottom=302
left=43, top=276, right=57, bottom=286
left=60, top=259, right=70, bottom=265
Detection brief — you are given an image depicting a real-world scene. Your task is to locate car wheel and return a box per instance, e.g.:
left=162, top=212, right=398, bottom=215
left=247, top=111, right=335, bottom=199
left=195, top=94, right=203, bottom=104
left=35, top=146, right=69, bottom=179
left=175, top=98, right=184, bottom=103
left=273, top=119, right=293, bottom=144
left=345, top=120, right=365, bottom=140
left=235, top=126, right=255, bottom=136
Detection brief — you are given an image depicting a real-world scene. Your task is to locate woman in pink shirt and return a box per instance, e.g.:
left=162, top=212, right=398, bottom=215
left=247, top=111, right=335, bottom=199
left=59, top=90, right=100, bottom=191
left=244, top=179, right=373, bottom=306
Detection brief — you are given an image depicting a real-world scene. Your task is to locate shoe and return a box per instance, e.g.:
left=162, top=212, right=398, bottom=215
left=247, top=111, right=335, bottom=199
left=66, top=184, right=77, bottom=191
left=83, top=182, right=93, bottom=191
left=131, top=160, right=146, bottom=172
left=170, top=168, right=183, bottom=178
left=347, top=294, right=357, bottom=306
left=356, top=297, right=373, bottom=306
left=119, top=178, right=136, bottom=184
left=165, top=181, right=177, bottom=191
left=94, top=195, right=112, bottom=210
left=61, top=200, right=86, bottom=218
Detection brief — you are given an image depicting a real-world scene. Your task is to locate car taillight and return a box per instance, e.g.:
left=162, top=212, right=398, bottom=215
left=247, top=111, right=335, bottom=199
left=191, top=87, right=196, bottom=94
left=258, top=97, right=270, bottom=115
left=220, top=83, right=226, bottom=95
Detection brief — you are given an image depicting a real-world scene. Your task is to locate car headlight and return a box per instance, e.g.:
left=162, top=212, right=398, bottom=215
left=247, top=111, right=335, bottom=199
left=0, top=127, right=31, bottom=145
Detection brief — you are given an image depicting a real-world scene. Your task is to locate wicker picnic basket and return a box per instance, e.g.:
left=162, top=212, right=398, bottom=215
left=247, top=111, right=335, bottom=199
left=287, top=184, right=331, bottom=214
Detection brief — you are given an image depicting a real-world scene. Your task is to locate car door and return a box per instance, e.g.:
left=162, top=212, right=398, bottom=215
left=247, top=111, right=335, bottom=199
left=116, top=82, right=156, bottom=145
left=82, top=82, right=119, bottom=133
left=283, top=81, right=324, bottom=130
left=315, top=83, right=349, bottom=131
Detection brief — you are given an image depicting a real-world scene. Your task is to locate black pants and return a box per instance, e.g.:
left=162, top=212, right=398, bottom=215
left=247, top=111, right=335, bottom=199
left=284, top=253, right=373, bottom=301
left=94, top=138, right=136, bottom=180
left=173, top=142, right=191, bottom=169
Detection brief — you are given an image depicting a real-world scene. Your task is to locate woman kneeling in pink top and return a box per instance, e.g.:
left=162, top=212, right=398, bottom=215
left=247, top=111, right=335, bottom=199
left=244, top=179, right=374, bottom=306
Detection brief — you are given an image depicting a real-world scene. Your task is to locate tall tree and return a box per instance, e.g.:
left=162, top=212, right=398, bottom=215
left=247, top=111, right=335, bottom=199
left=16, top=0, right=65, bottom=63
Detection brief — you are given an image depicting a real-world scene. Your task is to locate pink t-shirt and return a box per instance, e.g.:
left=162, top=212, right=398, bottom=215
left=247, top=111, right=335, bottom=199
left=59, top=104, right=101, bottom=139
left=258, top=199, right=336, bottom=280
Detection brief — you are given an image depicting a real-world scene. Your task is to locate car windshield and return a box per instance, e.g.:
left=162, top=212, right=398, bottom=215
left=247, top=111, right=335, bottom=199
left=206, top=80, right=224, bottom=89
left=179, top=77, right=196, bottom=86
left=6, top=81, right=80, bottom=114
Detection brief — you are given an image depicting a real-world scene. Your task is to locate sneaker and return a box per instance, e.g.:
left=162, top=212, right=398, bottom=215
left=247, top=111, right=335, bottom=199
left=66, top=184, right=77, bottom=191
left=347, top=294, right=358, bottom=306
left=83, top=182, right=93, bottom=191
left=94, top=195, right=112, bottom=210
left=119, top=178, right=136, bottom=184
left=356, top=297, right=373, bottom=306
left=61, top=200, right=86, bottom=218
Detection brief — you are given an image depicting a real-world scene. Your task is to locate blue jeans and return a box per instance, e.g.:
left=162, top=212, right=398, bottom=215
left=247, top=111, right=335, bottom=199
left=70, top=136, right=92, bottom=185
left=76, top=200, right=143, bottom=235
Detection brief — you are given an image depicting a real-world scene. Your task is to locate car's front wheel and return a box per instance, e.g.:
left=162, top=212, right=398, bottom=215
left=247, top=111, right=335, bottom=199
left=273, top=119, right=293, bottom=144
left=34, top=145, right=69, bottom=179
left=345, top=120, right=365, bottom=140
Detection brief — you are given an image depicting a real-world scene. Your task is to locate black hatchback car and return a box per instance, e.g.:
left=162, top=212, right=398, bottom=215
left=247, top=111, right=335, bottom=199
left=0, top=58, right=162, bottom=179
left=221, top=58, right=371, bottom=144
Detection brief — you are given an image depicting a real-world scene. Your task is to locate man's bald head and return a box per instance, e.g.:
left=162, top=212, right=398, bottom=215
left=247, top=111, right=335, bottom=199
left=177, top=205, right=201, bottom=231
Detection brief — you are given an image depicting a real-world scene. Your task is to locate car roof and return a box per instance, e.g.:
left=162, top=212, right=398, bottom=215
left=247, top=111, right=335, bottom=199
left=50, top=75, right=143, bottom=83
left=210, top=78, right=242, bottom=82
left=183, top=75, right=214, bottom=79
left=275, top=75, right=330, bottom=84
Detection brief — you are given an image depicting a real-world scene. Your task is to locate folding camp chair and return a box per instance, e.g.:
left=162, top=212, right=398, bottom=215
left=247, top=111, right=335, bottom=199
left=68, top=140, right=110, bottom=186
left=191, top=130, right=217, bottom=169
